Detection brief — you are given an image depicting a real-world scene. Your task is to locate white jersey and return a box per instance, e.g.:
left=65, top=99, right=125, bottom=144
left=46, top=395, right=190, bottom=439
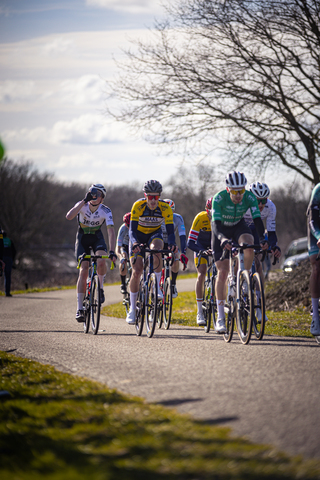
left=116, top=223, right=129, bottom=247
left=77, top=203, right=114, bottom=234
left=244, top=198, right=276, bottom=231
left=161, top=213, right=186, bottom=243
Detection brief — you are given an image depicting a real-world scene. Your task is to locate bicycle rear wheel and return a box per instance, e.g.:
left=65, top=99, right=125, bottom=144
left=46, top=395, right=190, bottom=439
left=90, top=275, right=101, bottom=335
left=145, top=273, right=158, bottom=338
left=236, top=270, right=253, bottom=345
left=203, top=278, right=212, bottom=333
left=251, top=272, right=265, bottom=340
left=163, top=277, right=173, bottom=330
left=135, top=278, right=144, bottom=336
left=83, top=288, right=90, bottom=334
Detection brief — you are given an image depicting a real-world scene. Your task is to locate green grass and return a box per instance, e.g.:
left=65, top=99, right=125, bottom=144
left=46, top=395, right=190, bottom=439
left=102, top=292, right=314, bottom=339
left=1, top=351, right=320, bottom=479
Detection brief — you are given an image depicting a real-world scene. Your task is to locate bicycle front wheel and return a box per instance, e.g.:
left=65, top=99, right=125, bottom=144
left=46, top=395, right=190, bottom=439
left=90, top=275, right=101, bottom=335
left=251, top=272, right=265, bottom=340
left=135, top=278, right=144, bottom=336
left=83, top=289, right=90, bottom=334
left=223, top=299, right=235, bottom=343
left=203, top=278, right=212, bottom=333
left=211, top=274, right=218, bottom=332
left=163, top=277, right=173, bottom=330
left=145, top=273, right=158, bottom=338
left=236, top=270, right=253, bottom=345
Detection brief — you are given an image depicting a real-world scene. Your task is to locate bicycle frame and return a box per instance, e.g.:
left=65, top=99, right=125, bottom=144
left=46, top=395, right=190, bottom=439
left=157, top=251, right=174, bottom=330
left=197, top=251, right=217, bottom=333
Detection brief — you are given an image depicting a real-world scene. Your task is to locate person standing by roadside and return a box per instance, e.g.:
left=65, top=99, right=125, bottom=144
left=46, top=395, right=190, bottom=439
left=0, top=226, right=5, bottom=283
left=2, top=231, right=16, bottom=297
left=307, top=183, right=320, bottom=336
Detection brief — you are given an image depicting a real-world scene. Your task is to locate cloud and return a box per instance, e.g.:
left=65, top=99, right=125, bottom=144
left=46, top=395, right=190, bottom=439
left=86, top=0, right=163, bottom=14
left=0, top=80, right=36, bottom=103
left=41, top=36, right=75, bottom=57
left=60, top=75, right=106, bottom=105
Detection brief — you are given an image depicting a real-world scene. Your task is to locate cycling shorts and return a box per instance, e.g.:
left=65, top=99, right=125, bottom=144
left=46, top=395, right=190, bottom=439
left=129, top=228, right=163, bottom=257
left=75, top=230, right=108, bottom=260
left=213, top=218, right=253, bottom=262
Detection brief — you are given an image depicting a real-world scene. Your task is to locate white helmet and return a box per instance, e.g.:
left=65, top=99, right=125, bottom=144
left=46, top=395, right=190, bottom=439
left=225, top=171, right=247, bottom=189
left=249, top=182, right=270, bottom=199
left=89, top=183, right=106, bottom=198
left=163, top=198, right=175, bottom=211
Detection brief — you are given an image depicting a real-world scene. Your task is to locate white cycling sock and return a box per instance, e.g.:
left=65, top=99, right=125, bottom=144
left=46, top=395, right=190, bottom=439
left=155, top=271, right=161, bottom=290
left=217, top=299, right=225, bottom=319
left=196, top=298, right=203, bottom=314
left=77, top=293, right=84, bottom=310
left=312, top=298, right=319, bottom=321
left=130, top=291, right=138, bottom=311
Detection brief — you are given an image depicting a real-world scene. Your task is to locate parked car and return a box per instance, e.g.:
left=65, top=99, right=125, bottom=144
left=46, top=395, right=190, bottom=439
left=282, top=236, right=308, bottom=273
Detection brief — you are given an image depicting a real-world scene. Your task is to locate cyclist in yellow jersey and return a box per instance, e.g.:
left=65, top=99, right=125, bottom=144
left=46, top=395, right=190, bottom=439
left=187, top=198, right=213, bottom=326
left=126, top=180, right=177, bottom=325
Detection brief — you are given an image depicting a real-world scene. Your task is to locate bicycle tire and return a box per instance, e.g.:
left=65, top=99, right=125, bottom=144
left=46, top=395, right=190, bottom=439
left=251, top=272, right=265, bottom=340
left=123, top=292, right=130, bottom=315
left=163, top=277, right=173, bottom=330
left=203, top=278, right=212, bottom=333
left=135, top=278, right=144, bottom=336
left=236, top=270, right=253, bottom=345
left=90, top=275, right=101, bottom=335
left=83, top=286, right=90, bottom=334
left=157, top=299, right=163, bottom=329
left=223, top=302, right=235, bottom=343
left=211, top=274, right=217, bottom=332
left=145, top=273, right=158, bottom=338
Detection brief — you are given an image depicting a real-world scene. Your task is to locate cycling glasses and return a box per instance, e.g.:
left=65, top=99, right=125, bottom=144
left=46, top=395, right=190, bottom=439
left=258, top=198, right=268, bottom=205
left=145, top=194, right=160, bottom=200
left=229, top=188, right=245, bottom=195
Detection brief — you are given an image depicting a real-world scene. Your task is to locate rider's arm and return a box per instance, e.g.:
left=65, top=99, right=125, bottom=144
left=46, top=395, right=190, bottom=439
left=165, top=223, right=176, bottom=246
left=211, top=220, right=228, bottom=244
left=107, top=225, right=116, bottom=253
left=179, top=234, right=186, bottom=254
left=309, top=206, right=320, bottom=241
left=252, top=217, right=266, bottom=242
left=129, top=219, right=139, bottom=246
left=66, top=200, right=85, bottom=220
left=267, top=231, right=278, bottom=248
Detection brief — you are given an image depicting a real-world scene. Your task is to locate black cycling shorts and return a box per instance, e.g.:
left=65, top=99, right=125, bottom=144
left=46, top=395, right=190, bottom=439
left=129, top=228, right=163, bottom=257
left=75, top=229, right=108, bottom=260
left=213, top=218, right=253, bottom=262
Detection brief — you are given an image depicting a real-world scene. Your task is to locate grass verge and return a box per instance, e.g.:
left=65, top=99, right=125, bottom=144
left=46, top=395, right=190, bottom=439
left=102, top=292, right=314, bottom=339
left=1, top=351, right=320, bottom=479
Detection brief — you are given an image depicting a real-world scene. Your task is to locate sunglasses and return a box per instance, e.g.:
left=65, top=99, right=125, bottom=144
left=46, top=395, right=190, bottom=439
left=145, top=194, right=160, bottom=201
left=258, top=198, right=268, bottom=205
left=229, top=188, right=245, bottom=195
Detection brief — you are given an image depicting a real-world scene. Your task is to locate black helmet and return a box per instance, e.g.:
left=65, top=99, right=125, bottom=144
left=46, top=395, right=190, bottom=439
left=143, top=179, right=163, bottom=194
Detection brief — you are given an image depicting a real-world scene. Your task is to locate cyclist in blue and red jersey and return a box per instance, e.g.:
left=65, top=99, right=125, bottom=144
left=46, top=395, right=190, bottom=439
left=307, top=183, right=320, bottom=336
left=66, top=184, right=117, bottom=323
left=212, top=171, right=268, bottom=333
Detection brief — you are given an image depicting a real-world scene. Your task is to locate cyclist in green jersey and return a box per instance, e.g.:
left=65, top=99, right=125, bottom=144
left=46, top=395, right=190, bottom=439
left=307, top=183, right=320, bottom=336
left=212, top=171, right=268, bottom=333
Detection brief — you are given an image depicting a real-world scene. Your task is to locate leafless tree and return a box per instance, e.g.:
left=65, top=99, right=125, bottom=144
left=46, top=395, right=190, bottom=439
left=107, top=0, right=320, bottom=184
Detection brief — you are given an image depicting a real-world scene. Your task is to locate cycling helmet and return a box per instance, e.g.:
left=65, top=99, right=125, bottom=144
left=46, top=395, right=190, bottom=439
left=143, top=179, right=163, bottom=194
left=89, top=183, right=106, bottom=198
left=225, top=171, right=247, bottom=189
left=123, top=212, right=131, bottom=227
left=164, top=198, right=175, bottom=211
left=249, top=182, right=270, bottom=199
left=205, top=197, right=213, bottom=213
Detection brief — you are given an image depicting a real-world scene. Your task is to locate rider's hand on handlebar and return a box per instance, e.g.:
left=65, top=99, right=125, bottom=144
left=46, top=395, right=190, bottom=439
left=132, top=242, right=141, bottom=254
left=221, top=239, right=232, bottom=251
left=180, top=253, right=188, bottom=270
left=260, top=239, right=269, bottom=251
left=168, top=244, right=178, bottom=254
left=271, top=245, right=281, bottom=258
left=108, top=250, right=117, bottom=262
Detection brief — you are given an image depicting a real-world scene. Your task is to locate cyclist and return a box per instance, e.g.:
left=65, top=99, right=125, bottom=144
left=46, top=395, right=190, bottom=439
left=244, top=182, right=281, bottom=322
left=307, top=183, right=320, bottom=336
left=0, top=226, right=4, bottom=276
left=187, top=198, right=213, bottom=326
left=161, top=199, right=188, bottom=298
left=212, top=171, right=268, bottom=333
left=126, top=180, right=177, bottom=325
left=116, top=212, right=130, bottom=295
left=66, top=183, right=117, bottom=322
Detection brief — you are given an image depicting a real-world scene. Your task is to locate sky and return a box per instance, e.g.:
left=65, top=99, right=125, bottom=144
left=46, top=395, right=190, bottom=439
left=0, top=0, right=288, bottom=192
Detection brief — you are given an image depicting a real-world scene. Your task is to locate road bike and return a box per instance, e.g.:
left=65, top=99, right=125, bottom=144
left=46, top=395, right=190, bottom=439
left=197, top=251, right=217, bottom=333
left=133, top=246, right=162, bottom=338
left=121, top=258, right=132, bottom=315
left=77, top=252, right=112, bottom=335
left=250, top=248, right=266, bottom=341
left=157, top=251, right=175, bottom=330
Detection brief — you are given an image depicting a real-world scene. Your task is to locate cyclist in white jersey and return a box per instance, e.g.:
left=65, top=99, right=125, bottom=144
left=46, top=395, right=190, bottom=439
left=66, top=183, right=117, bottom=322
left=161, top=199, right=188, bottom=298
left=116, top=212, right=130, bottom=294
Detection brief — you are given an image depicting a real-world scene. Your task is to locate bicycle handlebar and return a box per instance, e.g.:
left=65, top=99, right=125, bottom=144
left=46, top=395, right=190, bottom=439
left=219, top=242, right=278, bottom=264
left=132, top=247, right=174, bottom=266
left=77, top=253, right=113, bottom=269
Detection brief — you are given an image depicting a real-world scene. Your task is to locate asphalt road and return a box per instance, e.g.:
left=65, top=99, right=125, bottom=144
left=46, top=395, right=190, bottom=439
left=0, top=279, right=319, bottom=461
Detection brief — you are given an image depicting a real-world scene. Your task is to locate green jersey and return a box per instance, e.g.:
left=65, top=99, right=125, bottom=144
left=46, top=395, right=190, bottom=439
left=212, top=190, right=261, bottom=226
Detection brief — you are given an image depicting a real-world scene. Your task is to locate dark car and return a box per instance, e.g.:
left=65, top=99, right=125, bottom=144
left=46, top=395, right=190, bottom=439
left=282, top=236, right=308, bottom=273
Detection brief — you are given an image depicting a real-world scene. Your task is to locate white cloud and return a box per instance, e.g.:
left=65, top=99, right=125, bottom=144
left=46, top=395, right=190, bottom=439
left=60, top=75, right=106, bottom=105
left=0, top=80, right=36, bottom=103
left=86, top=0, right=163, bottom=14
left=41, top=37, right=75, bottom=57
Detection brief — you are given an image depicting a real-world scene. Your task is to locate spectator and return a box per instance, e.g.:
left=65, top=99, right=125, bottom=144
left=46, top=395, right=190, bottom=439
left=2, top=231, right=16, bottom=297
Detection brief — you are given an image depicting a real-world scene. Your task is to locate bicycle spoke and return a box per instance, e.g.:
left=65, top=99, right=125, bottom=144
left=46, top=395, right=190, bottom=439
left=145, top=273, right=157, bottom=338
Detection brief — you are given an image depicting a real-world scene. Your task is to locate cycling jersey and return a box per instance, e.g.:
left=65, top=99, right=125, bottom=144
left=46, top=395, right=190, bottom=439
left=161, top=213, right=187, bottom=253
left=212, top=190, right=260, bottom=226
left=130, top=198, right=175, bottom=245
left=77, top=203, right=114, bottom=234
left=244, top=198, right=277, bottom=247
left=307, top=183, right=320, bottom=241
left=187, top=211, right=212, bottom=253
left=117, top=223, right=129, bottom=247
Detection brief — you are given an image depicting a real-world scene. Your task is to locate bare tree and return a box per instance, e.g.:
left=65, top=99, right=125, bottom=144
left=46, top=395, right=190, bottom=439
left=107, top=0, right=320, bottom=184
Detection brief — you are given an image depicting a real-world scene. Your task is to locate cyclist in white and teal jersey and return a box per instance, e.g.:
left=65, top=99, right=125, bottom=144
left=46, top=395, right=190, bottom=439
left=66, top=183, right=117, bottom=323
left=307, top=182, right=320, bottom=336
left=161, top=199, right=188, bottom=298
left=116, top=212, right=130, bottom=295
left=212, top=171, right=268, bottom=333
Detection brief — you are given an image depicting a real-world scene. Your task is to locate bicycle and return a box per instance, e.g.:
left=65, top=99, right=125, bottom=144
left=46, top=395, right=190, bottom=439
left=121, top=258, right=132, bottom=315
left=220, top=243, right=257, bottom=345
left=196, top=251, right=217, bottom=333
left=133, top=246, right=162, bottom=338
left=157, top=251, right=175, bottom=330
left=77, top=252, right=112, bottom=335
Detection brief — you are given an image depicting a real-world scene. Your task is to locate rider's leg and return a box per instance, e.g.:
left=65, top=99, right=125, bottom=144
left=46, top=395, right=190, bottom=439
left=150, top=238, right=164, bottom=293
left=215, top=258, right=229, bottom=319
left=77, top=261, right=89, bottom=311
left=238, top=233, right=255, bottom=270
left=310, top=253, right=320, bottom=334
left=96, top=249, right=107, bottom=288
